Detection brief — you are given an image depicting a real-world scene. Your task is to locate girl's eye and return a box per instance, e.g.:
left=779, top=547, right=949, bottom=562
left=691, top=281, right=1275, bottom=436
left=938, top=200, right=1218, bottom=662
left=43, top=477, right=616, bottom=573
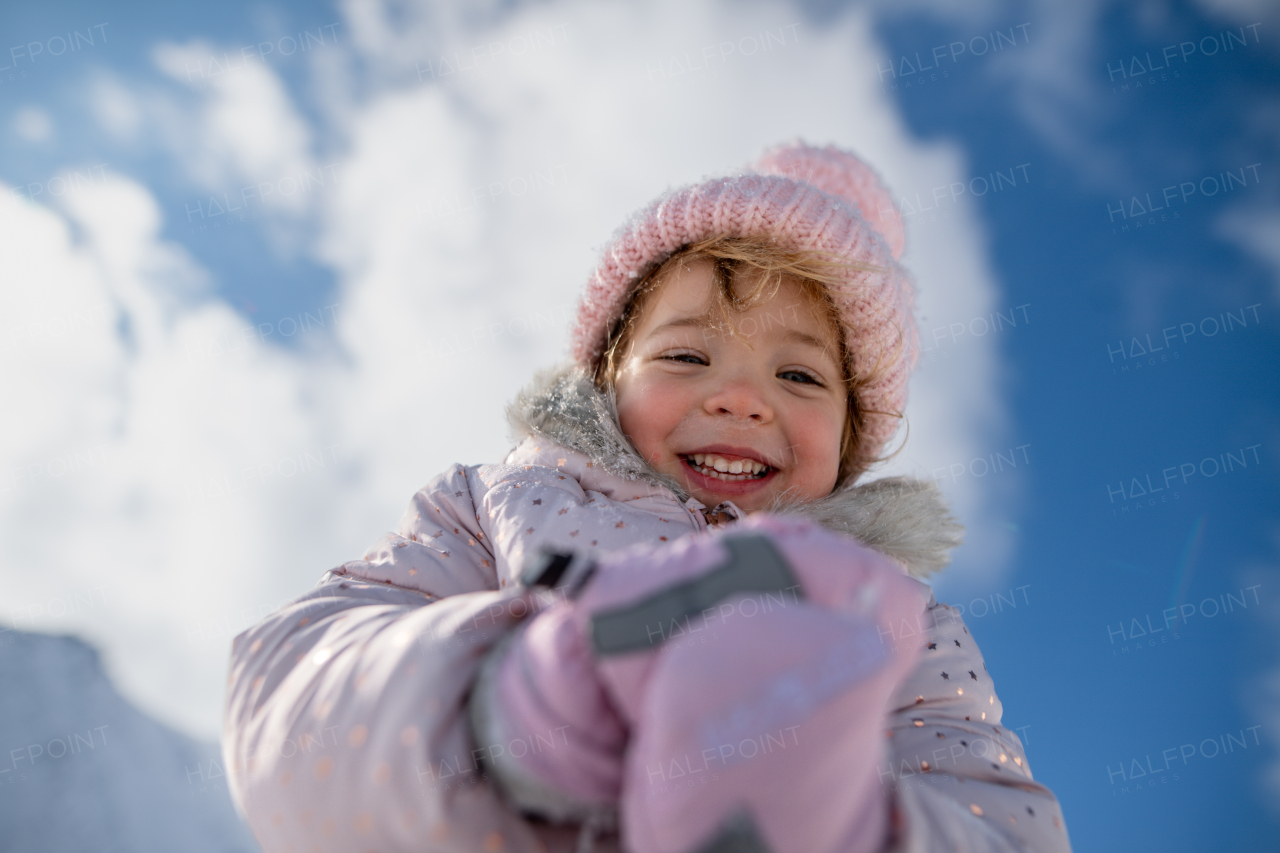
left=779, top=369, right=822, bottom=386
left=661, top=353, right=707, bottom=365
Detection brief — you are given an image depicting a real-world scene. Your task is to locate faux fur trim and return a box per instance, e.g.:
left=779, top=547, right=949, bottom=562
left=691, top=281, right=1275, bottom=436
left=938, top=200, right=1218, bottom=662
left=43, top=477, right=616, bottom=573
left=506, top=365, right=689, bottom=496
left=506, top=364, right=963, bottom=579
left=769, top=477, right=963, bottom=579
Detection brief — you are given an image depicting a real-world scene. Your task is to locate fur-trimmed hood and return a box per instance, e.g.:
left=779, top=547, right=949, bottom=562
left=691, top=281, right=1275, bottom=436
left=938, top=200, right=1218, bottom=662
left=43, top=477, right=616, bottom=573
left=506, top=365, right=964, bottom=579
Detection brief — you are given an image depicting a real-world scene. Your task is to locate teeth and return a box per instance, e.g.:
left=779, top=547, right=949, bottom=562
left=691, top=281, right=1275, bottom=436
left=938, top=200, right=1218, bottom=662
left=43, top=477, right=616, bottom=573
left=686, top=453, right=769, bottom=480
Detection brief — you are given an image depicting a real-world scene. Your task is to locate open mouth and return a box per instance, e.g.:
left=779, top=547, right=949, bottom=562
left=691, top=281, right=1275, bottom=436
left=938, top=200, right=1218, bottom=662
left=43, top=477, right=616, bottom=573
left=680, top=453, right=773, bottom=482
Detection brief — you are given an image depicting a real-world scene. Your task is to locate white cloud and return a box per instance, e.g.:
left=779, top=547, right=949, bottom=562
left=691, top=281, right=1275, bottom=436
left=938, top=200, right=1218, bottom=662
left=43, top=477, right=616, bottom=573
left=152, top=41, right=317, bottom=217
left=87, top=72, right=143, bottom=141
left=0, top=176, right=344, bottom=736
left=13, top=107, right=54, bottom=142
left=1191, top=0, right=1280, bottom=43
left=872, top=0, right=1128, bottom=192
left=1216, top=205, right=1280, bottom=304
left=0, top=0, right=1015, bottom=738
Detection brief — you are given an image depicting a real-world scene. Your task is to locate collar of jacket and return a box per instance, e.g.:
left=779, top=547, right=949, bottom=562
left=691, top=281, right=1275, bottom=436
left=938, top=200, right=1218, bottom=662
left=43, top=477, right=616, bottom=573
left=505, top=364, right=964, bottom=580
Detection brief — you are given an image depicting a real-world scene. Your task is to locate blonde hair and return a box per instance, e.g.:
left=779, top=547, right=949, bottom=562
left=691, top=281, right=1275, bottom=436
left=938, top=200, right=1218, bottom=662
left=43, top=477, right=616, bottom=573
left=592, top=234, right=901, bottom=486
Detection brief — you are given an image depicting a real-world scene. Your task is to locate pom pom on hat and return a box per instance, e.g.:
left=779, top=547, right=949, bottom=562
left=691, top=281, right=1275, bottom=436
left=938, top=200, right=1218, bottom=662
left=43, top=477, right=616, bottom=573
left=751, top=140, right=905, bottom=260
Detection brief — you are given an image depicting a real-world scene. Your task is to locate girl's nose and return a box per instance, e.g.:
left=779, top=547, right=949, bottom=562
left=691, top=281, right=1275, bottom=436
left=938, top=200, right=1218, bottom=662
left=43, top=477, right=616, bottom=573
left=703, top=377, right=774, bottom=423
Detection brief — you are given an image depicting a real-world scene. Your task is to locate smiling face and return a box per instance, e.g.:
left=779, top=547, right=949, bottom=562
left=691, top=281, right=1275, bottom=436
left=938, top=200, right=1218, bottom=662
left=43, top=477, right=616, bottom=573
left=613, top=258, right=849, bottom=512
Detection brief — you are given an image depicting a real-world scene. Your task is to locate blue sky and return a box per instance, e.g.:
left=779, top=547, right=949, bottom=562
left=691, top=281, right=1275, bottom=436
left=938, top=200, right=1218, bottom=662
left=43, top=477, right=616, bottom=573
left=0, top=0, right=1277, bottom=850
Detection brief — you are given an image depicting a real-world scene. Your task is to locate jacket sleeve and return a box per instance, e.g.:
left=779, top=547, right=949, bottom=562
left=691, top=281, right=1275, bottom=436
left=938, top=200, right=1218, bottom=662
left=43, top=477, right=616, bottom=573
left=331, top=463, right=500, bottom=598
left=881, top=596, right=1073, bottom=853
left=220, top=464, right=595, bottom=853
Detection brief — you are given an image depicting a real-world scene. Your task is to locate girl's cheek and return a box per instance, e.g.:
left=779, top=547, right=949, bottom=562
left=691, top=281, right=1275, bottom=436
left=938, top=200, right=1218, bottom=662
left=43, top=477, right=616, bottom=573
left=635, top=380, right=688, bottom=425
left=619, top=387, right=678, bottom=459
left=785, top=419, right=843, bottom=494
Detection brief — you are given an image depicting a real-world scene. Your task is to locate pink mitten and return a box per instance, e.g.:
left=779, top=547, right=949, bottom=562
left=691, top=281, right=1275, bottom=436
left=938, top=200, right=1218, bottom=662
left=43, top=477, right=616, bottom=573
left=470, top=516, right=925, bottom=845
left=619, top=583, right=921, bottom=853
left=580, top=515, right=923, bottom=725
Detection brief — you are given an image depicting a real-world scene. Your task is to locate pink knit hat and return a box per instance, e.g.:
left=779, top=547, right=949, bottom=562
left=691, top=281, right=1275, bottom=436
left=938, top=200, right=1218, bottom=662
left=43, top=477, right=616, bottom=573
left=571, top=140, right=918, bottom=475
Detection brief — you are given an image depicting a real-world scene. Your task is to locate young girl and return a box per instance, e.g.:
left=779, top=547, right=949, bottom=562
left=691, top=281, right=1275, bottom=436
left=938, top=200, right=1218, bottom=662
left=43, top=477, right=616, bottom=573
left=222, top=142, right=1073, bottom=853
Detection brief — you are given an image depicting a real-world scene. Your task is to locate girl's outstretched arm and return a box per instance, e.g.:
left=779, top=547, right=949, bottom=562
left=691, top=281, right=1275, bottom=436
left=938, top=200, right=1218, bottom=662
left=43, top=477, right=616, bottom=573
left=220, top=464, right=597, bottom=853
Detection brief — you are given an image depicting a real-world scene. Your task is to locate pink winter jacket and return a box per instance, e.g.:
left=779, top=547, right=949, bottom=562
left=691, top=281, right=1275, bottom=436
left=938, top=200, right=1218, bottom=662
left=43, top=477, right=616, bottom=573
left=221, top=366, right=1073, bottom=853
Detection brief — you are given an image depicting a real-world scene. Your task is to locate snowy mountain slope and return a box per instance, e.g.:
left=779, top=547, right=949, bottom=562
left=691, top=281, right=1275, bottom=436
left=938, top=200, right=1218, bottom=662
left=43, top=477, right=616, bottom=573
left=0, top=627, right=259, bottom=853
